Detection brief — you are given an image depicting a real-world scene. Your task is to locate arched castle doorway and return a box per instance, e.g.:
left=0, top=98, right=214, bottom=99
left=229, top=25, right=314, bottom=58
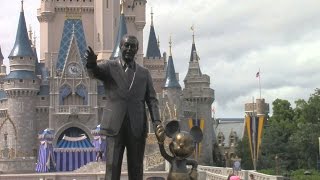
left=57, top=127, right=90, bottom=144
left=53, top=122, right=93, bottom=146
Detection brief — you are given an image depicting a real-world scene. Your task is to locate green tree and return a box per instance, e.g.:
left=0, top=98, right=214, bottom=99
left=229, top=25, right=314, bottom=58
left=236, top=132, right=253, bottom=170
left=261, top=99, right=297, bottom=170
left=290, top=89, right=320, bottom=169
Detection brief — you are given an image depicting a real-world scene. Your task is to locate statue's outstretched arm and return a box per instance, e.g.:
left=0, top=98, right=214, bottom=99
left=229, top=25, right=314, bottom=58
left=158, top=143, right=173, bottom=163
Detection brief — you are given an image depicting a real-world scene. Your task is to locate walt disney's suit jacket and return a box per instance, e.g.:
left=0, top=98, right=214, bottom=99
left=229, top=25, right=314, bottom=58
left=87, top=58, right=160, bottom=137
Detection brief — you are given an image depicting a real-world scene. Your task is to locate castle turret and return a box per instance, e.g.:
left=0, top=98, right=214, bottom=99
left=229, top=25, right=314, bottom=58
left=3, top=0, right=40, bottom=165
left=37, top=0, right=55, bottom=62
left=123, top=0, right=146, bottom=65
left=143, top=8, right=167, bottom=93
left=94, top=0, right=120, bottom=60
left=162, top=37, right=181, bottom=117
left=146, top=8, right=161, bottom=58
left=182, top=30, right=215, bottom=165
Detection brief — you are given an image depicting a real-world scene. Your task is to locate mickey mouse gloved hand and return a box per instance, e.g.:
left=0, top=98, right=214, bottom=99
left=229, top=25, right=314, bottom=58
left=155, top=124, right=165, bottom=144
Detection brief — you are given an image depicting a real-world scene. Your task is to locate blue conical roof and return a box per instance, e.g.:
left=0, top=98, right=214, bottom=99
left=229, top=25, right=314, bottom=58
left=9, top=7, right=34, bottom=58
left=110, top=13, right=127, bottom=60
left=146, top=25, right=161, bottom=58
left=164, top=55, right=181, bottom=88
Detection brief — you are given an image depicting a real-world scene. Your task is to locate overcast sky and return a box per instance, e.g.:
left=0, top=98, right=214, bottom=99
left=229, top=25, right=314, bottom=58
left=1, top=0, right=320, bottom=118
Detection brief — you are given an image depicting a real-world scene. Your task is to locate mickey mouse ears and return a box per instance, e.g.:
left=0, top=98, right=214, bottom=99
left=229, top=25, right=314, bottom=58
left=164, top=120, right=203, bottom=143
left=165, top=120, right=180, bottom=138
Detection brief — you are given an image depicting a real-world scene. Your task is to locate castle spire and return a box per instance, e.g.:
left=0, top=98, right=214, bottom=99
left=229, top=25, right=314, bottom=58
left=169, top=35, right=172, bottom=56
left=190, top=27, right=200, bottom=62
left=120, top=0, right=124, bottom=15
left=110, top=4, right=127, bottom=60
left=164, top=37, right=181, bottom=89
left=146, top=8, right=161, bottom=58
left=191, top=24, right=195, bottom=44
left=151, top=7, right=154, bottom=26
left=9, top=1, right=34, bottom=58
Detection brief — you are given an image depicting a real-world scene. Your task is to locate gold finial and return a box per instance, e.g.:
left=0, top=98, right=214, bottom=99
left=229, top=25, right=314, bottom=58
left=151, top=7, right=154, bottom=26
left=169, top=35, right=172, bottom=56
left=157, top=35, right=160, bottom=48
left=121, top=0, right=124, bottom=14
left=21, top=0, right=24, bottom=12
left=191, top=24, right=195, bottom=44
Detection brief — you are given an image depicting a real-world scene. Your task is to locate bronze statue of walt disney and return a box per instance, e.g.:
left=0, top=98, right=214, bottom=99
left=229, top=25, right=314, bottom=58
left=85, top=35, right=163, bottom=180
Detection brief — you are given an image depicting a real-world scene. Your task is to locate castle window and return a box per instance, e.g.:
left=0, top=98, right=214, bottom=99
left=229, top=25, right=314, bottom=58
left=7, top=80, right=10, bottom=84
left=102, top=97, right=106, bottom=100
left=41, top=97, right=45, bottom=100
left=20, top=57, right=23, bottom=60
left=19, top=79, right=23, bottom=83
left=33, top=80, right=36, bottom=83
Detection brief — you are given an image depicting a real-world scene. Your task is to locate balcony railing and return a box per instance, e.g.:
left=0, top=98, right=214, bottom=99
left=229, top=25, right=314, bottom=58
left=56, top=105, right=91, bottom=114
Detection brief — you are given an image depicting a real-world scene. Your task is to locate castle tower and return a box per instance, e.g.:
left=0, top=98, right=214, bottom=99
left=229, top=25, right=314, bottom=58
left=48, top=14, right=96, bottom=145
left=244, top=98, right=269, bottom=170
left=182, top=31, right=215, bottom=165
left=37, top=0, right=94, bottom=63
left=123, top=0, right=147, bottom=65
left=94, top=0, right=120, bottom=60
left=162, top=37, right=181, bottom=121
left=2, top=1, right=40, bottom=171
left=143, top=8, right=167, bottom=93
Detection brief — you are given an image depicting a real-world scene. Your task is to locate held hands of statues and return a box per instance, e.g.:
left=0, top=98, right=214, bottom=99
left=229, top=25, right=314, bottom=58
left=85, top=46, right=97, bottom=67
left=155, top=124, right=165, bottom=144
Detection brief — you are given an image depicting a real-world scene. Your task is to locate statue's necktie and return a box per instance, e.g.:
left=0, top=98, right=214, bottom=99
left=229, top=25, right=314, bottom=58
left=124, top=64, right=134, bottom=88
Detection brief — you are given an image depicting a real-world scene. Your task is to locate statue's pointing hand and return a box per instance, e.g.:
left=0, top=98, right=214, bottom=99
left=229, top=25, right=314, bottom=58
left=85, top=46, right=97, bottom=67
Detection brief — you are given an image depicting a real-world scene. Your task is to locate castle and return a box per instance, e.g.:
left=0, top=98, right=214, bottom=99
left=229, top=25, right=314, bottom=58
left=0, top=0, right=215, bottom=173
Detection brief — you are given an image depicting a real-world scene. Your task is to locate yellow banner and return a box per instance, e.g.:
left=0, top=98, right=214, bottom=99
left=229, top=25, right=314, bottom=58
left=245, top=115, right=254, bottom=162
left=257, top=116, right=265, bottom=160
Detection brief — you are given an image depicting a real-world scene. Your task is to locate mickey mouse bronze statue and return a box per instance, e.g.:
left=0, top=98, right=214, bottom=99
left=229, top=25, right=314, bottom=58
left=155, top=120, right=203, bottom=180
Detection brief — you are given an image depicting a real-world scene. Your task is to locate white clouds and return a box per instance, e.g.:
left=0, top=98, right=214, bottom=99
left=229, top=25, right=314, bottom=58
left=1, top=0, right=319, bottom=118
